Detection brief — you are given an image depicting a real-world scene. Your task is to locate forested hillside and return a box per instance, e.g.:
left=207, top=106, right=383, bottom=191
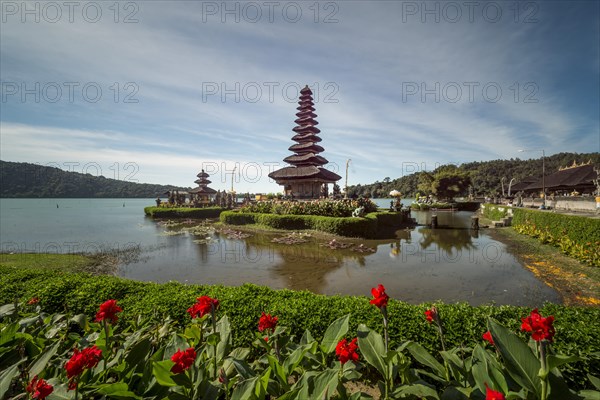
left=348, top=152, right=600, bottom=198
left=0, top=161, right=189, bottom=198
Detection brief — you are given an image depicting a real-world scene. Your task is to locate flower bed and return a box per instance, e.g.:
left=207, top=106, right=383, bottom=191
left=240, top=198, right=378, bottom=217
left=1, top=281, right=599, bottom=399
left=1, top=265, right=599, bottom=393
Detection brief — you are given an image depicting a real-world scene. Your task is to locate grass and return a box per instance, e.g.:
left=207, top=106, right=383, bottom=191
left=0, top=253, right=93, bottom=272
left=489, top=227, right=600, bottom=306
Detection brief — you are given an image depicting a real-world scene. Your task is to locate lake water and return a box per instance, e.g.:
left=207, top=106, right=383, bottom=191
left=0, top=198, right=560, bottom=306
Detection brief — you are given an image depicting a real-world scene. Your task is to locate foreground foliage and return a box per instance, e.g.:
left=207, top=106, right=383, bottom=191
left=1, top=286, right=599, bottom=400
left=1, top=265, right=599, bottom=392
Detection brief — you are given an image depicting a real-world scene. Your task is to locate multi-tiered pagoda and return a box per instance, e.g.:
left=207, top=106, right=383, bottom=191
left=189, top=169, right=216, bottom=205
left=268, top=85, right=341, bottom=198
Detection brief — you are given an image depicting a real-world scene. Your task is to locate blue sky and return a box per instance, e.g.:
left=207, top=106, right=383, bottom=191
left=1, top=0, right=599, bottom=193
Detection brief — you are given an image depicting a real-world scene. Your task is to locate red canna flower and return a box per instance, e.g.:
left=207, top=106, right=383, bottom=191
left=187, top=295, right=219, bottom=319
left=95, top=299, right=122, bottom=324
left=171, top=348, right=197, bottom=374
left=521, top=308, right=555, bottom=342
left=336, top=338, right=359, bottom=364
left=258, top=312, right=278, bottom=332
left=482, top=331, right=494, bottom=346
left=485, top=383, right=505, bottom=400
left=26, top=376, right=53, bottom=399
left=65, top=345, right=102, bottom=389
left=425, top=307, right=438, bottom=324
left=370, top=284, right=389, bottom=309
left=28, top=297, right=39, bottom=305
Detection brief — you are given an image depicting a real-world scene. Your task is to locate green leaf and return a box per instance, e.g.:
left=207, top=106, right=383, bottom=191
left=588, top=374, right=600, bottom=391
left=300, top=329, right=315, bottom=345
left=405, top=341, right=446, bottom=379
left=544, top=355, right=581, bottom=377
left=578, top=390, right=600, bottom=400
left=232, top=359, right=256, bottom=380
left=29, top=340, right=60, bottom=377
left=309, top=368, right=338, bottom=400
left=231, top=377, right=259, bottom=400
left=267, top=354, right=289, bottom=391
left=255, top=367, right=271, bottom=399
left=391, top=383, right=440, bottom=400
left=0, top=323, right=18, bottom=346
left=70, top=314, right=89, bottom=331
left=0, top=362, right=22, bottom=399
left=357, top=324, right=387, bottom=377
left=547, top=370, right=581, bottom=400
left=489, top=318, right=541, bottom=396
left=471, top=344, right=508, bottom=395
left=0, top=304, right=16, bottom=319
left=216, top=315, right=231, bottom=363
left=320, top=314, right=349, bottom=354
left=284, top=343, right=313, bottom=376
left=152, top=360, right=177, bottom=387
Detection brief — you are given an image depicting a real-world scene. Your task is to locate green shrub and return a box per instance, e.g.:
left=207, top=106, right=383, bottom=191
left=512, top=208, right=600, bottom=267
left=481, top=203, right=510, bottom=220
left=220, top=211, right=385, bottom=238
left=144, top=206, right=225, bottom=219
left=1, top=265, right=598, bottom=389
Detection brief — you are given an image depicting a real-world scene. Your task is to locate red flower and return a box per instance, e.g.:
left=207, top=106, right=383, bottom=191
left=26, top=376, right=53, bottom=399
left=370, top=284, right=389, bottom=308
left=425, top=308, right=438, bottom=324
left=28, top=297, right=39, bottom=305
left=485, top=383, right=505, bottom=400
left=482, top=331, right=495, bottom=346
left=521, top=308, right=555, bottom=342
left=336, top=338, right=359, bottom=364
left=95, top=299, right=122, bottom=324
left=258, top=312, right=278, bottom=332
left=187, top=296, right=219, bottom=319
left=65, top=345, right=102, bottom=379
left=171, top=348, right=197, bottom=374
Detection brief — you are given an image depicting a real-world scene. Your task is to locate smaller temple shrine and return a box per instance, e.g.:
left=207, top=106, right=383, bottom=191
left=189, top=169, right=217, bottom=206
left=268, top=85, right=341, bottom=198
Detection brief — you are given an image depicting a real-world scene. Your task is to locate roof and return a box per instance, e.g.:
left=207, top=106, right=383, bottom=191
left=268, top=166, right=341, bottom=182
left=524, top=164, right=597, bottom=191
left=283, top=153, right=328, bottom=166
left=189, top=186, right=217, bottom=194
left=510, top=176, right=538, bottom=192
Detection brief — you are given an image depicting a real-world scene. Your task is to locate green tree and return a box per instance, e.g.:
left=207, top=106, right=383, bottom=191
left=430, top=165, right=471, bottom=201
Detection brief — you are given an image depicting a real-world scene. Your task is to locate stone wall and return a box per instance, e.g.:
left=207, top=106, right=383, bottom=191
left=521, top=196, right=598, bottom=212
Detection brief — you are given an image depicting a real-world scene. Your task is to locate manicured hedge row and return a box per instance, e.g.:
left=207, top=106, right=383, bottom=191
left=144, top=206, right=225, bottom=218
left=512, top=208, right=600, bottom=244
left=480, top=203, right=511, bottom=221
left=1, top=265, right=598, bottom=389
left=219, top=211, right=406, bottom=238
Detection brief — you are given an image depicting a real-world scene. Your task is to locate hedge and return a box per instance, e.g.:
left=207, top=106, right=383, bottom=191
left=1, top=265, right=598, bottom=389
left=220, top=211, right=406, bottom=238
left=480, top=203, right=511, bottom=221
left=511, top=208, right=600, bottom=267
left=144, top=206, right=225, bottom=218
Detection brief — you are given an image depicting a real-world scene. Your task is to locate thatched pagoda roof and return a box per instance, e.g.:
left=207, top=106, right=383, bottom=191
left=269, top=166, right=341, bottom=182
left=189, top=186, right=217, bottom=194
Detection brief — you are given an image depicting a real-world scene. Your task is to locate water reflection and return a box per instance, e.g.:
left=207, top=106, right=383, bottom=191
left=118, top=219, right=561, bottom=307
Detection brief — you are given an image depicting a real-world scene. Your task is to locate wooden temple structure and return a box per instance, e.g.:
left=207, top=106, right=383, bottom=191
left=189, top=169, right=217, bottom=205
left=268, top=85, right=341, bottom=198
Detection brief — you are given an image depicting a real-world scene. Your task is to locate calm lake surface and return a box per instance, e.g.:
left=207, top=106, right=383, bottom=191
left=0, top=198, right=560, bottom=306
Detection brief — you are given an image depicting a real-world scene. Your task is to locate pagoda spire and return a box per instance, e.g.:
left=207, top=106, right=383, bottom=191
left=268, top=85, right=341, bottom=199
left=283, top=86, right=328, bottom=167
